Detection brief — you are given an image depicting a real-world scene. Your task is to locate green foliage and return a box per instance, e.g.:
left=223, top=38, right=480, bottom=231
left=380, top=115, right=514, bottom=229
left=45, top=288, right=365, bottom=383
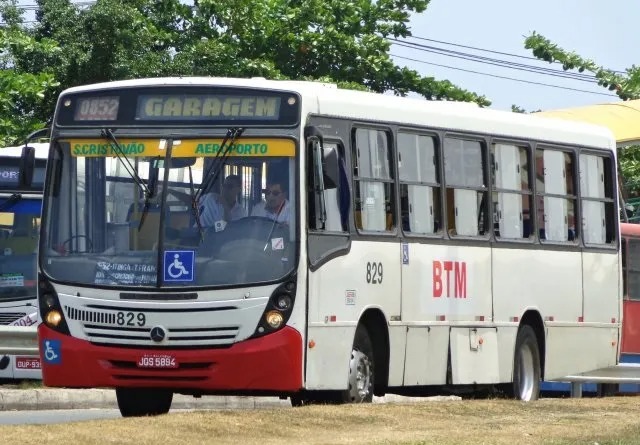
left=525, top=32, right=640, bottom=101
left=619, top=145, right=640, bottom=196
left=0, top=26, right=59, bottom=146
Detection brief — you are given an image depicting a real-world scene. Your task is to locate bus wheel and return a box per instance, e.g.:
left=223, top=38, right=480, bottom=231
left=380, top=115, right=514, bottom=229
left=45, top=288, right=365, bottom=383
left=510, top=325, right=541, bottom=401
left=115, top=388, right=173, bottom=417
left=345, top=325, right=374, bottom=403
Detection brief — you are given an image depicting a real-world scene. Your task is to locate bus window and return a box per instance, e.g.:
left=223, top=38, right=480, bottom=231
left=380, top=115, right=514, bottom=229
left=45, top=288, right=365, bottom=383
left=579, top=153, right=616, bottom=245
left=491, top=143, right=532, bottom=240
left=628, top=238, right=640, bottom=301
left=535, top=148, right=577, bottom=242
left=398, top=132, right=441, bottom=235
left=443, top=137, right=488, bottom=237
left=352, top=128, right=395, bottom=232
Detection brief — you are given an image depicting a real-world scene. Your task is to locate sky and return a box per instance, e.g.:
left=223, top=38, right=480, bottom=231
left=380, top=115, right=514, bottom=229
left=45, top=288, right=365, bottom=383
left=391, top=0, right=640, bottom=112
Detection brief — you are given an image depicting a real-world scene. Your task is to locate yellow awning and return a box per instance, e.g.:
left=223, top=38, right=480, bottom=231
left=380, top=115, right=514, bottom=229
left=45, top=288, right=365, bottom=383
left=536, top=100, right=640, bottom=146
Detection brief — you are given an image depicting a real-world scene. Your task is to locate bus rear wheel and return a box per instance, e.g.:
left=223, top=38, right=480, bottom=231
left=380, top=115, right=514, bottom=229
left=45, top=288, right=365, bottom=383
left=115, top=388, right=173, bottom=417
left=509, top=325, right=541, bottom=401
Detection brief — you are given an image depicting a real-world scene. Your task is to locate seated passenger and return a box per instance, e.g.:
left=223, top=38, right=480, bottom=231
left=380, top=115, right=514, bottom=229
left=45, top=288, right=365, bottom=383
left=251, top=181, right=290, bottom=224
left=198, top=174, right=247, bottom=231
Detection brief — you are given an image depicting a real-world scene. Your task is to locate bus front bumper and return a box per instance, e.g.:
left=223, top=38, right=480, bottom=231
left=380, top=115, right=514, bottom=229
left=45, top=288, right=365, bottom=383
left=38, top=324, right=303, bottom=392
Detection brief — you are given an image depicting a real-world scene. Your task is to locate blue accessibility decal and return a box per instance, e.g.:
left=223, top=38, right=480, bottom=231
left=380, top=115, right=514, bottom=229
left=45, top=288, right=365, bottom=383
left=163, top=250, right=195, bottom=282
left=42, top=339, right=61, bottom=365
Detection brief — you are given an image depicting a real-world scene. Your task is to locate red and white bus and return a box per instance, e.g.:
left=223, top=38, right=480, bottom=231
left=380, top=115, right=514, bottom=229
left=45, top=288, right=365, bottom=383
left=37, top=78, right=621, bottom=416
left=0, top=142, right=48, bottom=380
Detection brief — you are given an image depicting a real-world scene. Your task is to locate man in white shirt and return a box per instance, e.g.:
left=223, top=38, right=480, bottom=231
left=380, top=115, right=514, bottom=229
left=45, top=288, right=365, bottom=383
left=251, top=181, right=290, bottom=224
left=198, top=174, right=247, bottom=231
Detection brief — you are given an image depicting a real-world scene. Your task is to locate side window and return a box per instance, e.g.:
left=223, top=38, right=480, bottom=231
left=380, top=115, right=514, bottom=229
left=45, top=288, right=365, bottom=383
left=628, top=238, right=640, bottom=301
left=398, top=132, right=441, bottom=235
left=579, top=153, right=616, bottom=245
left=535, top=148, right=577, bottom=242
left=491, top=143, right=532, bottom=240
left=443, top=137, right=487, bottom=237
left=308, top=141, right=349, bottom=232
left=353, top=128, right=395, bottom=232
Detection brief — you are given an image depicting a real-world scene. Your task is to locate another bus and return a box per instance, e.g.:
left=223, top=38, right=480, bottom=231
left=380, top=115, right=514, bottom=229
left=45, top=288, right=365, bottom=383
left=0, top=142, right=48, bottom=380
left=37, top=78, right=620, bottom=416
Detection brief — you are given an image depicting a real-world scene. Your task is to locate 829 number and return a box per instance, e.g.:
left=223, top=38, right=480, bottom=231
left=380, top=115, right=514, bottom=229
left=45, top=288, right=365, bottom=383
left=366, top=262, right=383, bottom=284
left=116, top=311, right=146, bottom=326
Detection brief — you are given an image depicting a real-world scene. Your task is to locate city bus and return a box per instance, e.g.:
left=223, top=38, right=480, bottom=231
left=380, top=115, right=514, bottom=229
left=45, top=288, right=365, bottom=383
left=0, top=142, right=48, bottom=380
left=37, top=78, right=620, bottom=416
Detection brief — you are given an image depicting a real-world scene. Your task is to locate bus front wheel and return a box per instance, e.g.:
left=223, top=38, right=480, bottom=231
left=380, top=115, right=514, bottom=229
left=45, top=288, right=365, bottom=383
left=115, top=388, right=173, bottom=417
left=509, top=325, right=541, bottom=401
left=343, top=325, right=374, bottom=403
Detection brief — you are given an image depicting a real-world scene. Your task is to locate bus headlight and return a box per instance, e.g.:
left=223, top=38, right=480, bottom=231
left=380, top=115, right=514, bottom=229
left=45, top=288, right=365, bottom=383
left=265, top=311, right=284, bottom=329
left=275, top=294, right=292, bottom=311
left=45, top=310, right=63, bottom=327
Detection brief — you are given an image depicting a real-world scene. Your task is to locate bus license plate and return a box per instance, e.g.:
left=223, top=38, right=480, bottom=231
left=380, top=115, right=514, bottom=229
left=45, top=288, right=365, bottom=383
left=137, top=354, right=178, bottom=369
left=15, top=357, right=41, bottom=369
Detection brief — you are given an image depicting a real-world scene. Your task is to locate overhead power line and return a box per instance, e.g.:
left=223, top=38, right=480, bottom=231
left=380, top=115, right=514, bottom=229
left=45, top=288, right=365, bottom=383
left=391, top=53, right=617, bottom=98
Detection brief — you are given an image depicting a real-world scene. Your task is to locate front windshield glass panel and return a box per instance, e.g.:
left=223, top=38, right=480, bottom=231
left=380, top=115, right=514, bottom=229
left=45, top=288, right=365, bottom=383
left=0, top=198, right=40, bottom=299
left=41, top=138, right=297, bottom=288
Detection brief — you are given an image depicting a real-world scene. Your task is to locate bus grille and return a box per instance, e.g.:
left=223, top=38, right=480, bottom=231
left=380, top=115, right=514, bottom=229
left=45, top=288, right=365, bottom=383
left=64, top=305, right=240, bottom=346
left=0, top=313, right=27, bottom=325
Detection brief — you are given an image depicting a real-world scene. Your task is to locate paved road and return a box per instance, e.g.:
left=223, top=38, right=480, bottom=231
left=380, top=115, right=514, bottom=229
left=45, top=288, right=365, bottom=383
left=0, top=387, right=459, bottom=412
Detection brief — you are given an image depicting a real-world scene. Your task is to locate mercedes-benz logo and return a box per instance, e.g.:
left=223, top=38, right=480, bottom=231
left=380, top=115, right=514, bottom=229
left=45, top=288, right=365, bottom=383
left=149, top=326, right=166, bottom=343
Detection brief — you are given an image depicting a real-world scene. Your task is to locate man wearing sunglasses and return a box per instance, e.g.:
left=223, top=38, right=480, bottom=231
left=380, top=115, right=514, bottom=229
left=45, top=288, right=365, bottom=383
left=251, top=181, right=290, bottom=224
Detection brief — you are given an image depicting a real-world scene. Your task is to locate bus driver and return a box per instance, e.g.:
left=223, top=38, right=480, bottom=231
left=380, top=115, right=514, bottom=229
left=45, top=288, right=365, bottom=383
left=251, top=181, right=290, bottom=224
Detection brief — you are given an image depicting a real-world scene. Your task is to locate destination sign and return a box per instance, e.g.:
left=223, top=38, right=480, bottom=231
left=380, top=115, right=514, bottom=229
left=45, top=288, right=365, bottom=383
left=0, top=166, right=19, bottom=186
left=65, top=138, right=296, bottom=158
left=136, top=95, right=280, bottom=121
left=56, top=87, right=300, bottom=127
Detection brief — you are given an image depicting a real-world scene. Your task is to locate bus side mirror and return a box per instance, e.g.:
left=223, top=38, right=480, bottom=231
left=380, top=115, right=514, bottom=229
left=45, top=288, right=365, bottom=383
left=19, top=145, right=35, bottom=187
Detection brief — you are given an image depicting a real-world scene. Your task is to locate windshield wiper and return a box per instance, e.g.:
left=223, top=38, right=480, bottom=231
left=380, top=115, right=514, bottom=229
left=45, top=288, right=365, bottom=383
left=101, top=129, right=155, bottom=231
left=191, top=127, right=244, bottom=237
left=0, top=193, right=21, bottom=212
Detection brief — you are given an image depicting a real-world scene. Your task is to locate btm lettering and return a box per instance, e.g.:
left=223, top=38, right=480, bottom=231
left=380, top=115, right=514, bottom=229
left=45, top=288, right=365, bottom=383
left=433, top=260, right=467, bottom=299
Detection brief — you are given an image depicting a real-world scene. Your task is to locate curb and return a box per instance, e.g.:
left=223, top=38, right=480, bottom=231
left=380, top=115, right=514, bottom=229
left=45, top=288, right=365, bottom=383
left=0, top=389, right=460, bottom=411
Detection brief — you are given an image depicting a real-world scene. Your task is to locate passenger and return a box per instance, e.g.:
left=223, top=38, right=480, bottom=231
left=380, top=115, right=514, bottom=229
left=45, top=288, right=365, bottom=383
left=251, top=180, right=290, bottom=224
left=198, top=174, right=247, bottom=231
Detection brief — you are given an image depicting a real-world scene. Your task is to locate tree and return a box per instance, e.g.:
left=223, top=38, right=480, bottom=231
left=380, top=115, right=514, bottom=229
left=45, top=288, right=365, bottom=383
left=8, top=0, right=489, bottom=127
left=0, top=0, right=59, bottom=146
left=524, top=32, right=640, bottom=196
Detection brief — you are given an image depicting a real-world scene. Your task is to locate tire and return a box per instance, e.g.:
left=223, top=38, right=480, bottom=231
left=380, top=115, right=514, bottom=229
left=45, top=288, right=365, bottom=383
left=116, top=388, right=173, bottom=417
left=509, top=325, right=541, bottom=401
left=343, top=325, right=374, bottom=403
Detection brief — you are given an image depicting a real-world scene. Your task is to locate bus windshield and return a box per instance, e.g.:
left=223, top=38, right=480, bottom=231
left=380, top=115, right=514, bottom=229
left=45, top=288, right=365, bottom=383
left=41, top=138, right=297, bottom=289
left=0, top=197, right=40, bottom=300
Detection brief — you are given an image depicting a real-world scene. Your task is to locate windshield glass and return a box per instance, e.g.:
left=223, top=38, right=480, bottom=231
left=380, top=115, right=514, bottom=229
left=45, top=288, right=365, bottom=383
left=41, top=138, right=297, bottom=289
left=0, top=197, right=40, bottom=300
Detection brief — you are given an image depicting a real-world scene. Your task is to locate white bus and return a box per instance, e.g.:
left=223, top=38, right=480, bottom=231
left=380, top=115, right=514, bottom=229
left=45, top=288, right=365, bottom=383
left=37, top=78, right=620, bottom=416
left=0, top=142, right=48, bottom=380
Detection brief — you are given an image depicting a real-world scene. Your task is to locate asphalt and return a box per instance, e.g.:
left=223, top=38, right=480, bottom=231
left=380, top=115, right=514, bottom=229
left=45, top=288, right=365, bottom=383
left=0, top=388, right=460, bottom=411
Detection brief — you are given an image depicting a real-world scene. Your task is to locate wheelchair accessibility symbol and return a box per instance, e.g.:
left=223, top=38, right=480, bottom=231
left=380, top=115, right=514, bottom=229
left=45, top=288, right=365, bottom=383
left=163, top=250, right=195, bottom=282
left=42, top=339, right=61, bottom=364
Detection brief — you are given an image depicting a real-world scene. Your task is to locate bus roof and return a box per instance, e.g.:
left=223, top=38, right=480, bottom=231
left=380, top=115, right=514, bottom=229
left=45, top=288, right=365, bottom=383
left=0, top=143, right=49, bottom=159
left=59, top=77, right=615, bottom=151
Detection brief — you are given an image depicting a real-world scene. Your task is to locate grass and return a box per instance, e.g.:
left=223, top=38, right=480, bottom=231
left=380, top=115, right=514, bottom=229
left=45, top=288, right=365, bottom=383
left=2, top=396, right=640, bottom=445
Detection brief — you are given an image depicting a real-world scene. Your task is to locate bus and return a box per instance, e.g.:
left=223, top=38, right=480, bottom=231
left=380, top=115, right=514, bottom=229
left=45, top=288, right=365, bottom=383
left=37, top=78, right=621, bottom=416
left=0, top=142, right=48, bottom=380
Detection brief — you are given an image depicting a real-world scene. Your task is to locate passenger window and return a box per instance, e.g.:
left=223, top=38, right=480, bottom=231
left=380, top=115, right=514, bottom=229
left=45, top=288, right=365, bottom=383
left=579, top=153, right=615, bottom=245
left=491, top=143, right=532, bottom=240
left=443, top=138, right=488, bottom=237
left=308, top=141, right=349, bottom=232
left=535, top=149, right=577, bottom=242
left=398, top=132, right=441, bottom=234
left=352, top=128, right=395, bottom=232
